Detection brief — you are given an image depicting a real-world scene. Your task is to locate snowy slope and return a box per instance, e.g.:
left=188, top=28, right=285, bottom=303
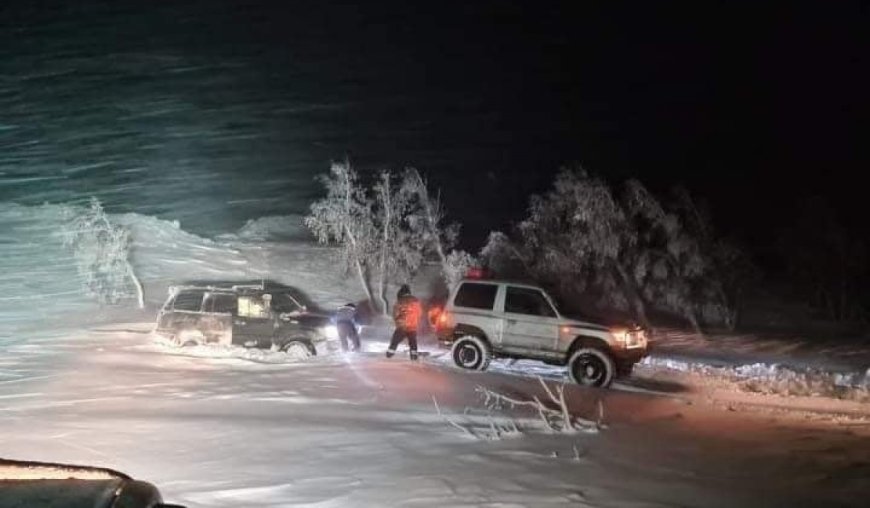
left=0, top=203, right=366, bottom=342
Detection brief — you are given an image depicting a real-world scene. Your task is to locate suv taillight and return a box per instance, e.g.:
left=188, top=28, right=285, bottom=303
left=436, top=310, right=450, bottom=330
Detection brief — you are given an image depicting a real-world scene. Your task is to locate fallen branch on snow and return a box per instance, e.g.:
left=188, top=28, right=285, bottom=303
left=431, top=395, right=522, bottom=441
left=475, top=377, right=602, bottom=434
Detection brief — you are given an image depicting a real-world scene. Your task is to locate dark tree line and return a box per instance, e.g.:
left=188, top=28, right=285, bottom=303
left=778, top=197, right=868, bottom=323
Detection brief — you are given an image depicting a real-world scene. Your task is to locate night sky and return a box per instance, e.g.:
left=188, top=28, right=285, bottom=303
left=1, top=1, right=867, bottom=263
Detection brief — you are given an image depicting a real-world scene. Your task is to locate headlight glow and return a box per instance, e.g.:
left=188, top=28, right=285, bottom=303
left=322, top=325, right=339, bottom=340
left=610, top=328, right=629, bottom=343
left=611, top=328, right=646, bottom=349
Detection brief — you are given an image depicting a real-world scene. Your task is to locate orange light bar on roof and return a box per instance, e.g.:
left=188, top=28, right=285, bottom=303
left=466, top=266, right=485, bottom=279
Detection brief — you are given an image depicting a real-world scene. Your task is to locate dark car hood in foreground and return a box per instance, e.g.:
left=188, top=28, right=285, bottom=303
left=0, top=458, right=171, bottom=508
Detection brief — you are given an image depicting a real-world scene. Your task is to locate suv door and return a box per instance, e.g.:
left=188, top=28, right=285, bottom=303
left=501, top=286, right=560, bottom=359
left=232, top=294, right=275, bottom=347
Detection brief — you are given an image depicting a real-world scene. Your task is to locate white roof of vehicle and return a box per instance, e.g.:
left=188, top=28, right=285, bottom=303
left=457, top=279, right=543, bottom=290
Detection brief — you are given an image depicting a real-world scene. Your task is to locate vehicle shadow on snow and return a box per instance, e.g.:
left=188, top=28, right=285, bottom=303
left=614, top=376, right=688, bottom=395
left=427, top=351, right=689, bottom=396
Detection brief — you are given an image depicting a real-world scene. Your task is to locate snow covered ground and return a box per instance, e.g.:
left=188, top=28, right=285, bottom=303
left=1, top=324, right=869, bottom=507
left=640, top=329, right=870, bottom=403
left=2, top=203, right=870, bottom=506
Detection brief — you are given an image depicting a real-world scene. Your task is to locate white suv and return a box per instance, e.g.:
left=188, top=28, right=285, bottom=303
left=436, top=279, right=648, bottom=387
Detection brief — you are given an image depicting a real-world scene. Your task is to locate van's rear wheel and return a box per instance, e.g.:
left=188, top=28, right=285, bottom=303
left=568, top=348, right=615, bottom=387
left=282, top=340, right=314, bottom=359
left=451, top=336, right=492, bottom=371
left=177, top=329, right=204, bottom=347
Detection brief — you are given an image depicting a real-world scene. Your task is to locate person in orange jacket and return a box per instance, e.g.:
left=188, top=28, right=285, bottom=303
left=386, top=284, right=421, bottom=360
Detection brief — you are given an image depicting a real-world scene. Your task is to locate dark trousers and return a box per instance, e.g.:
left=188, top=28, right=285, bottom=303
left=337, top=320, right=360, bottom=352
left=386, top=329, right=418, bottom=358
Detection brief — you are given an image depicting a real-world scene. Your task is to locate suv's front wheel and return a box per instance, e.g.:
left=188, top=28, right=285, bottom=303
left=451, top=336, right=492, bottom=371
left=568, top=348, right=615, bottom=387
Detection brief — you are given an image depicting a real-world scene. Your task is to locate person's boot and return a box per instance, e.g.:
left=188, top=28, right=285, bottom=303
left=385, top=349, right=395, bottom=359
left=409, top=351, right=419, bottom=361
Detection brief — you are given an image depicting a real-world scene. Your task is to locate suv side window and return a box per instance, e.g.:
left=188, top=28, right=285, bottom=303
left=172, top=291, right=205, bottom=312
left=204, top=293, right=237, bottom=314
left=238, top=295, right=270, bottom=319
left=454, top=283, right=498, bottom=310
left=505, top=287, right=556, bottom=318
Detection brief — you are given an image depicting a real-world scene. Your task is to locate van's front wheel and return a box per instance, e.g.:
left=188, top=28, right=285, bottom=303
left=451, top=336, right=492, bottom=371
left=282, top=340, right=315, bottom=359
left=568, top=348, right=615, bottom=387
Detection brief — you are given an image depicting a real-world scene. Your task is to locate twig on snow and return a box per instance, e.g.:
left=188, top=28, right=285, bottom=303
left=432, top=395, right=477, bottom=439
left=432, top=395, right=522, bottom=440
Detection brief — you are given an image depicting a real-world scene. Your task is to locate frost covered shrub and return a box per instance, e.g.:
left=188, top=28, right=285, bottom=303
left=63, top=198, right=144, bottom=308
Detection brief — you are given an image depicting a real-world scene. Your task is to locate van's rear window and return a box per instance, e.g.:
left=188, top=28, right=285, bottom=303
left=172, top=291, right=204, bottom=312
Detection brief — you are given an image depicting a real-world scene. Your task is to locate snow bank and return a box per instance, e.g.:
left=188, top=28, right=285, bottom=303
left=216, top=214, right=311, bottom=242
left=0, top=203, right=103, bottom=341
left=642, top=355, right=870, bottom=402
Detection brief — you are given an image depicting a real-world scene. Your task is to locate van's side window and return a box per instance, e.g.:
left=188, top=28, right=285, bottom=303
left=238, top=295, right=270, bottom=319
left=454, top=283, right=498, bottom=311
left=204, top=293, right=237, bottom=314
left=172, top=291, right=205, bottom=312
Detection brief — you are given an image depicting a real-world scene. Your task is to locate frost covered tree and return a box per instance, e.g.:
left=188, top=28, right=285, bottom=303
left=403, top=167, right=476, bottom=290
left=668, top=187, right=755, bottom=329
left=623, top=180, right=711, bottom=332
left=511, top=168, right=650, bottom=327
left=307, top=162, right=472, bottom=313
left=481, top=167, right=750, bottom=332
left=443, top=250, right=477, bottom=289
left=305, top=161, right=378, bottom=310
left=372, top=170, right=426, bottom=313
left=63, top=197, right=144, bottom=308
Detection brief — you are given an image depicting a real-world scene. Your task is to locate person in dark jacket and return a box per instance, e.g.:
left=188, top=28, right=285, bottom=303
left=335, top=303, right=360, bottom=352
left=386, top=285, right=422, bottom=360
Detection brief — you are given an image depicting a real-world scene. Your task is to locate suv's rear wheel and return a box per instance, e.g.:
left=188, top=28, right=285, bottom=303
left=451, top=336, right=492, bottom=371
left=568, top=348, right=615, bottom=387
